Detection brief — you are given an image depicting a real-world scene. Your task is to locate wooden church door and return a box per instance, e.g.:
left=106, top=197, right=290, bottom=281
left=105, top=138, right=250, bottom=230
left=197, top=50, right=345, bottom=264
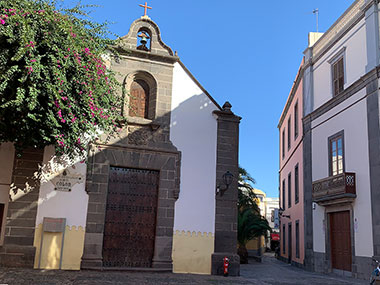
left=102, top=167, right=159, bottom=268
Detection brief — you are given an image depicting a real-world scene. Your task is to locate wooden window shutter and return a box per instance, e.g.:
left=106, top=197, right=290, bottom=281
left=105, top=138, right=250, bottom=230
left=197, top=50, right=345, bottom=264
left=333, top=58, right=344, bottom=96
left=129, top=80, right=149, bottom=118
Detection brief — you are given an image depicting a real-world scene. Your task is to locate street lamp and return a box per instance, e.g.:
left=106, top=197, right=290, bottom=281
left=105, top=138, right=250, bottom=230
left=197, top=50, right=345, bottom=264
left=216, top=171, right=234, bottom=197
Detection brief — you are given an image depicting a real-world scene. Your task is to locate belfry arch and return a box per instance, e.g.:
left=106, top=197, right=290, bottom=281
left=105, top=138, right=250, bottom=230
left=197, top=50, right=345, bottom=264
left=123, top=71, right=157, bottom=120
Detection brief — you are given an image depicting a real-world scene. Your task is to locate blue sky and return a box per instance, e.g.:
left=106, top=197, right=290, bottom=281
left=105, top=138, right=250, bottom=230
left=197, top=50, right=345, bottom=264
left=64, top=0, right=353, bottom=197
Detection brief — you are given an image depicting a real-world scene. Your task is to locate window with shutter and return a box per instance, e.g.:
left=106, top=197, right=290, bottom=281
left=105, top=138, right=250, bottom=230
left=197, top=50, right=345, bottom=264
left=288, top=172, right=292, bottom=208
left=294, top=102, right=298, bottom=139
left=282, top=129, right=285, bottom=159
left=333, top=57, right=344, bottom=96
left=282, top=179, right=286, bottom=210
left=129, top=79, right=149, bottom=119
left=295, top=164, right=299, bottom=204
left=287, top=117, right=291, bottom=150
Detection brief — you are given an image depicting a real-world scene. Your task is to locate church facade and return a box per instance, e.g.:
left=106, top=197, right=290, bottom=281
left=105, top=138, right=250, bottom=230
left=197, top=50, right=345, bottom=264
left=0, top=15, right=241, bottom=275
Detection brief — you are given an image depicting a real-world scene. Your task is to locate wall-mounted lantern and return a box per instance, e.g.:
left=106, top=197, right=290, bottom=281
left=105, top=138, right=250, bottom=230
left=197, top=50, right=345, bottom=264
left=216, top=171, right=234, bottom=197
left=278, top=207, right=291, bottom=219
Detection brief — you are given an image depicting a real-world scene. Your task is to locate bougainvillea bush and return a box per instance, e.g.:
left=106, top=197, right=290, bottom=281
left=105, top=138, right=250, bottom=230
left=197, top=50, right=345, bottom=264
left=0, top=0, right=122, bottom=159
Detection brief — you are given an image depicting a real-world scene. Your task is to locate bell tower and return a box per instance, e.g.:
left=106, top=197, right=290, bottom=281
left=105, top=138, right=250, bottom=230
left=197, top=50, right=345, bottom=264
left=81, top=13, right=181, bottom=271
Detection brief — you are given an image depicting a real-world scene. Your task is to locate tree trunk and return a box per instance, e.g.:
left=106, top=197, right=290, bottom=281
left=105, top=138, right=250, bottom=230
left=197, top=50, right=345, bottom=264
left=237, top=244, right=248, bottom=264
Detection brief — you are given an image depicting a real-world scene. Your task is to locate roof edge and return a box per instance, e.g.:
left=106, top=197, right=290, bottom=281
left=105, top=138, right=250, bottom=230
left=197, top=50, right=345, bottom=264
left=278, top=59, right=305, bottom=128
left=177, top=60, right=223, bottom=111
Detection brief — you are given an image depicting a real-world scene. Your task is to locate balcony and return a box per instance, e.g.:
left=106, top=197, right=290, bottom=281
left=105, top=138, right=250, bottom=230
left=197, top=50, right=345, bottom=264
left=312, top=172, right=356, bottom=206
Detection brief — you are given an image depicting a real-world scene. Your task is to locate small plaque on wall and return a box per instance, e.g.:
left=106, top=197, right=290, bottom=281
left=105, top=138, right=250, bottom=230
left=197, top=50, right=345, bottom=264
left=51, top=170, right=84, bottom=192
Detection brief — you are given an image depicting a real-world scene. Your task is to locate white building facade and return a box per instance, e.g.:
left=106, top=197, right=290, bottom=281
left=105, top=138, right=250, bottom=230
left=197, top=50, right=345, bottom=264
left=265, top=197, right=279, bottom=232
left=302, top=0, right=380, bottom=279
left=0, top=15, right=241, bottom=276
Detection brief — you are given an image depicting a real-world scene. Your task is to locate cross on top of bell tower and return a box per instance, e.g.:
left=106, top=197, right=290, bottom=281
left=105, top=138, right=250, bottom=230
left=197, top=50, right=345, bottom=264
left=139, top=2, right=152, bottom=18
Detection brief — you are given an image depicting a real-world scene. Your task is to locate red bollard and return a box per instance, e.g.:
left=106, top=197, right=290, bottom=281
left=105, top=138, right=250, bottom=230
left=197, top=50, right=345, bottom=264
left=223, top=257, right=229, bottom=277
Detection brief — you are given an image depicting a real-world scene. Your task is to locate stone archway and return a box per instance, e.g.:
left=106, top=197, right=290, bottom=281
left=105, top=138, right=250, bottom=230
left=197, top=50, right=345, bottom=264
left=81, top=145, right=180, bottom=270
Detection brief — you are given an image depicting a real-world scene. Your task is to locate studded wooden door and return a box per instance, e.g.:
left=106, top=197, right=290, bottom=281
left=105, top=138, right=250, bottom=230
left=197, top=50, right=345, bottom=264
left=103, top=167, right=159, bottom=268
left=329, top=211, right=352, bottom=272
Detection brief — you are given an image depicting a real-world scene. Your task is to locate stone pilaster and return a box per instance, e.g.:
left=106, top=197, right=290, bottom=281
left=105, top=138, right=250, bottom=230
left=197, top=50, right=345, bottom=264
left=211, top=102, right=241, bottom=276
left=302, top=115, right=314, bottom=271
left=0, top=147, right=44, bottom=268
left=366, top=78, right=380, bottom=260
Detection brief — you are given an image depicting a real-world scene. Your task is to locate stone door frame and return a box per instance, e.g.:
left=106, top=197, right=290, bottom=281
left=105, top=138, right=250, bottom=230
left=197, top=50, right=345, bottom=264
left=81, top=144, right=180, bottom=270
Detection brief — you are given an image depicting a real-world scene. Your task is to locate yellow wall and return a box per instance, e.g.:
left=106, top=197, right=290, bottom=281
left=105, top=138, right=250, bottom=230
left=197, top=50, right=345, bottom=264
left=33, top=224, right=85, bottom=270
left=172, top=230, right=214, bottom=275
left=246, top=236, right=265, bottom=251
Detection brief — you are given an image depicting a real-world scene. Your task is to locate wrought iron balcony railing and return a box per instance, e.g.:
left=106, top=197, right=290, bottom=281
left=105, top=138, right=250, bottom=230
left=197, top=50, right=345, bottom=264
left=312, top=172, right=356, bottom=204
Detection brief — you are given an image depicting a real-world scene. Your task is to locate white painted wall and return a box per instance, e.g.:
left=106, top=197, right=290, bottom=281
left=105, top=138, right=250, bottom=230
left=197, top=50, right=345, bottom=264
left=170, top=62, right=218, bottom=234
left=35, top=146, right=88, bottom=228
left=313, top=18, right=367, bottom=110
left=313, top=204, right=326, bottom=253
left=311, top=88, right=373, bottom=257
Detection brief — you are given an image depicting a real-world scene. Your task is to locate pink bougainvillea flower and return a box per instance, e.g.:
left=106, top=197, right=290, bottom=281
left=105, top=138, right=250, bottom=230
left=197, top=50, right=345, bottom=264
left=0, top=19, right=5, bottom=25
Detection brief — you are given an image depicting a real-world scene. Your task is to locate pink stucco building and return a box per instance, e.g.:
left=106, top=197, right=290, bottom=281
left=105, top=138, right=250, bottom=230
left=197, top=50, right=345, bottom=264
left=278, top=59, right=304, bottom=266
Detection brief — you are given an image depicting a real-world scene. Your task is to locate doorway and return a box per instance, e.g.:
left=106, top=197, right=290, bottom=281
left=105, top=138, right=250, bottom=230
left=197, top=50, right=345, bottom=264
left=329, top=211, right=352, bottom=272
left=102, top=167, right=159, bottom=268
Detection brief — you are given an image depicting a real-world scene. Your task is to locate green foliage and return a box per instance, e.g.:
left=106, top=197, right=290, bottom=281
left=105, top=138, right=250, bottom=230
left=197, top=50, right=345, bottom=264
left=237, top=166, right=271, bottom=263
left=0, top=0, right=122, bottom=158
left=237, top=207, right=271, bottom=247
left=238, top=166, right=259, bottom=214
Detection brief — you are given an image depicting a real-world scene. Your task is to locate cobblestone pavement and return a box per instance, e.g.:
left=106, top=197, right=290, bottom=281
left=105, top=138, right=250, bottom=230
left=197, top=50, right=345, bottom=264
left=0, top=254, right=368, bottom=284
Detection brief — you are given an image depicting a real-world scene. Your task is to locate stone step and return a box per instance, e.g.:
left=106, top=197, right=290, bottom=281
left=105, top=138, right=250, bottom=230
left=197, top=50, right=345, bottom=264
left=0, top=245, right=36, bottom=268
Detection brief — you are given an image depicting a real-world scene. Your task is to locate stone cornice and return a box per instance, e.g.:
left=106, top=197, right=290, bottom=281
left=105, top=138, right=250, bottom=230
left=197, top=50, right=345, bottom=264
left=278, top=62, right=304, bottom=129
left=212, top=110, right=242, bottom=123
left=311, top=0, right=365, bottom=63
left=94, top=142, right=181, bottom=156
left=303, top=66, right=379, bottom=123
left=115, top=47, right=179, bottom=64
